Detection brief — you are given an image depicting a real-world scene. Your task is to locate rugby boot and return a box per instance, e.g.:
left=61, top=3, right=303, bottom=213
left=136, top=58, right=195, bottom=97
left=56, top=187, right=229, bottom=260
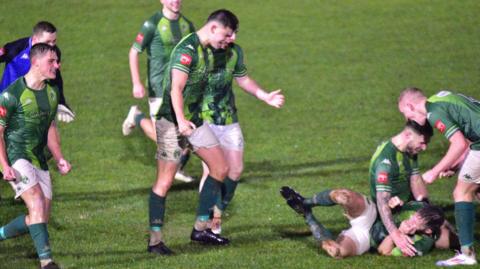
left=191, top=228, right=229, bottom=245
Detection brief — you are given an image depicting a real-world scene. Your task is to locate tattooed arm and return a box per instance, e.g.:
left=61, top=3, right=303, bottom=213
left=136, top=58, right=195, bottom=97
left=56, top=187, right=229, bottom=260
left=377, top=191, right=416, bottom=256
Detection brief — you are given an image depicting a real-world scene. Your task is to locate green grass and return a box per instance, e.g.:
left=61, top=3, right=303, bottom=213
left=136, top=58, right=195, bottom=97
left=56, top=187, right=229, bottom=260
left=1, top=0, right=480, bottom=268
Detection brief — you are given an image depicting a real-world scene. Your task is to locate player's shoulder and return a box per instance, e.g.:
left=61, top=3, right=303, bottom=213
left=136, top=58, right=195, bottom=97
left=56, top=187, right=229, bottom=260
left=2, top=78, right=25, bottom=100
left=2, top=37, right=30, bottom=58
left=143, top=11, right=163, bottom=28
left=175, top=33, right=197, bottom=52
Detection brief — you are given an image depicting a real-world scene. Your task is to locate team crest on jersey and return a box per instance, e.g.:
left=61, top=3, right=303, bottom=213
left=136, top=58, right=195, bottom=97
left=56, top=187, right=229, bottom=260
left=377, top=172, right=389, bottom=184
left=180, top=54, right=192, bottom=65
left=434, top=120, right=446, bottom=133
left=0, top=106, right=6, bottom=118
left=135, top=33, right=144, bottom=44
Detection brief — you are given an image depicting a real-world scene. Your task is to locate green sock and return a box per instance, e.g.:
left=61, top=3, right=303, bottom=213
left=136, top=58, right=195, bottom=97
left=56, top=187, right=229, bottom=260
left=0, top=214, right=28, bottom=240
left=455, top=202, right=475, bottom=248
left=217, top=177, right=239, bottom=211
left=134, top=113, right=145, bottom=126
left=28, top=223, right=52, bottom=260
left=197, top=175, right=221, bottom=222
left=305, top=212, right=332, bottom=242
left=149, top=190, right=165, bottom=231
left=304, top=189, right=334, bottom=207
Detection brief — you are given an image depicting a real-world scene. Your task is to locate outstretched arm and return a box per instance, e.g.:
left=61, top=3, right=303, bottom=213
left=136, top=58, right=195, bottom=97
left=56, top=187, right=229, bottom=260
left=377, top=191, right=416, bottom=256
left=423, top=131, right=469, bottom=184
left=235, top=75, right=284, bottom=108
left=410, top=174, right=429, bottom=201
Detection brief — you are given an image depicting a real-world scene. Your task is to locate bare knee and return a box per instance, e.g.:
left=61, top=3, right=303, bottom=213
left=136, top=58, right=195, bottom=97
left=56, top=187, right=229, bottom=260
left=228, top=163, right=243, bottom=180
left=23, top=187, right=46, bottom=224
left=210, top=164, right=229, bottom=181
left=330, top=189, right=356, bottom=205
left=453, top=185, right=472, bottom=202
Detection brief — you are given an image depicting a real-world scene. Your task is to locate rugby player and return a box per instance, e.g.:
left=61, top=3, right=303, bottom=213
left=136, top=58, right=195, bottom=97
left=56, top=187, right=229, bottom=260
left=399, top=87, right=480, bottom=266
left=123, top=0, right=195, bottom=183
left=146, top=9, right=238, bottom=255
left=0, top=43, right=71, bottom=269
left=280, top=187, right=456, bottom=258
left=282, top=120, right=443, bottom=258
left=0, top=21, right=75, bottom=123
left=197, top=43, right=284, bottom=234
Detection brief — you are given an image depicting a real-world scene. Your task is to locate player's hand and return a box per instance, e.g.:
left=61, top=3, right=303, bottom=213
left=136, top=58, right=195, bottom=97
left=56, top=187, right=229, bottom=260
left=132, top=83, right=146, bottom=99
left=2, top=166, right=16, bottom=181
left=391, top=229, right=416, bottom=257
left=422, top=170, right=439, bottom=184
left=388, top=196, right=404, bottom=209
left=57, top=104, right=75, bottom=123
left=439, top=170, right=456, bottom=178
left=264, top=90, right=285, bottom=108
left=178, top=119, right=196, bottom=136
left=57, top=158, right=71, bottom=175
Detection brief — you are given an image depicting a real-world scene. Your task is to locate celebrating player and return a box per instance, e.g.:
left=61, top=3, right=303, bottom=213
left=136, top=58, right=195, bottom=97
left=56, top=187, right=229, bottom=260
left=146, top=9, right=238, bottom=255
left=0, top=44, right=71, bottom=269
left=399, top=87, right=480, bottom=266
left=123, top=0, right=195, bottom=182
left=197, top=43, right=285, bottom=234
left=0, top=21, right=75, bottom=123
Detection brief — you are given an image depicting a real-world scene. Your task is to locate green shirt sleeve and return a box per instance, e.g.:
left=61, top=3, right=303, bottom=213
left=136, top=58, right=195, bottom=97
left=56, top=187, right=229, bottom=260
left=0, top=92, right=18, bottom=127
left=374, top=161, right=393, bottom=194
left=171, top=47, right=194, bottom=74
left=233, top=45, right=247, bottom=77
left=132, top=19, right=157, bottom=52
left=427, top=102, right=460, bottom=140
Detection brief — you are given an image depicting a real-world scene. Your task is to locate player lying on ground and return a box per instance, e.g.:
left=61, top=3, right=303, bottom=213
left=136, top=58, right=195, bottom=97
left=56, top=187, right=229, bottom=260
left=281, top=187, right=459, bottom=258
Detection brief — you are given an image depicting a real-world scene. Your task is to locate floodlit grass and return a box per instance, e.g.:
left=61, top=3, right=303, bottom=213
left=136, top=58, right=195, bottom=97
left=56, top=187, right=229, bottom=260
left=1, top=0, right=480, bottom=268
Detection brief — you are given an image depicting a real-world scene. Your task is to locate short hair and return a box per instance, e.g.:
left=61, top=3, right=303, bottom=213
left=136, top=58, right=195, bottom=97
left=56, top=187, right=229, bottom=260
left=33, top=21, right=56, bottom=36
left=405, top=120, right=433, bottom=141
left=418, top=205, right=445, bottom=239
left=207, top=9, right=239, bottom=32
left=30, top=43, right=56, bottom=60
left=398, top=87, right=425, bottom=104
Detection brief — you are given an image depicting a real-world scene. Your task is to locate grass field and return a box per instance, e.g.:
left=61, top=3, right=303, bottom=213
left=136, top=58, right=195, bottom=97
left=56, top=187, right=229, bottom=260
left=1, top=1, right=480, bottom=268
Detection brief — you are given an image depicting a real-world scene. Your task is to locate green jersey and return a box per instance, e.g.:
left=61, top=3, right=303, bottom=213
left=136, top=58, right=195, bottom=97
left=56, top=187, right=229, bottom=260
left=369, top=140, right=419, bottom=203
left=133, top=12, right=194, bottom=98
left=0, top=78, right=58, bottom=170
left=427, top=91, right=480, bottom=150
left=157, top=33, right=208, bottom=127
left=201, top=44, right=247, bottom=125
left=370, top=201, right=435, bottom=256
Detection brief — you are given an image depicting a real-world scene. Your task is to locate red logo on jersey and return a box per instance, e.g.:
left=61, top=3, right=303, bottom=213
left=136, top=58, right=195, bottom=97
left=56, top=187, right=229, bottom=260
left=0, top=47, right=5, bottom=56
left=435, top=120, right=446, bottom=133
left=180, top=54, right=192, bottom=66
left=135, top=33, right=144, bottom=44
left=377, top=172, right=389, bottom=184
left=0, top=106, right=6, bottom=118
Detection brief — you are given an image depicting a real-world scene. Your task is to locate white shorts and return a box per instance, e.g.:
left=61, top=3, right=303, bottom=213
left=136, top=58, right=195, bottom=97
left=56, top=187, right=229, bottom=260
left=340, top=196, right=377, bottom=255
left=208, top=123, right=244, bottom=151
left=156, top=118, right=219, bottom=162
left=8, top=159, right=52, bottom=200
left=459, top=150, right=480, bottom=184
left=148, top=97, right=163, bottom=120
